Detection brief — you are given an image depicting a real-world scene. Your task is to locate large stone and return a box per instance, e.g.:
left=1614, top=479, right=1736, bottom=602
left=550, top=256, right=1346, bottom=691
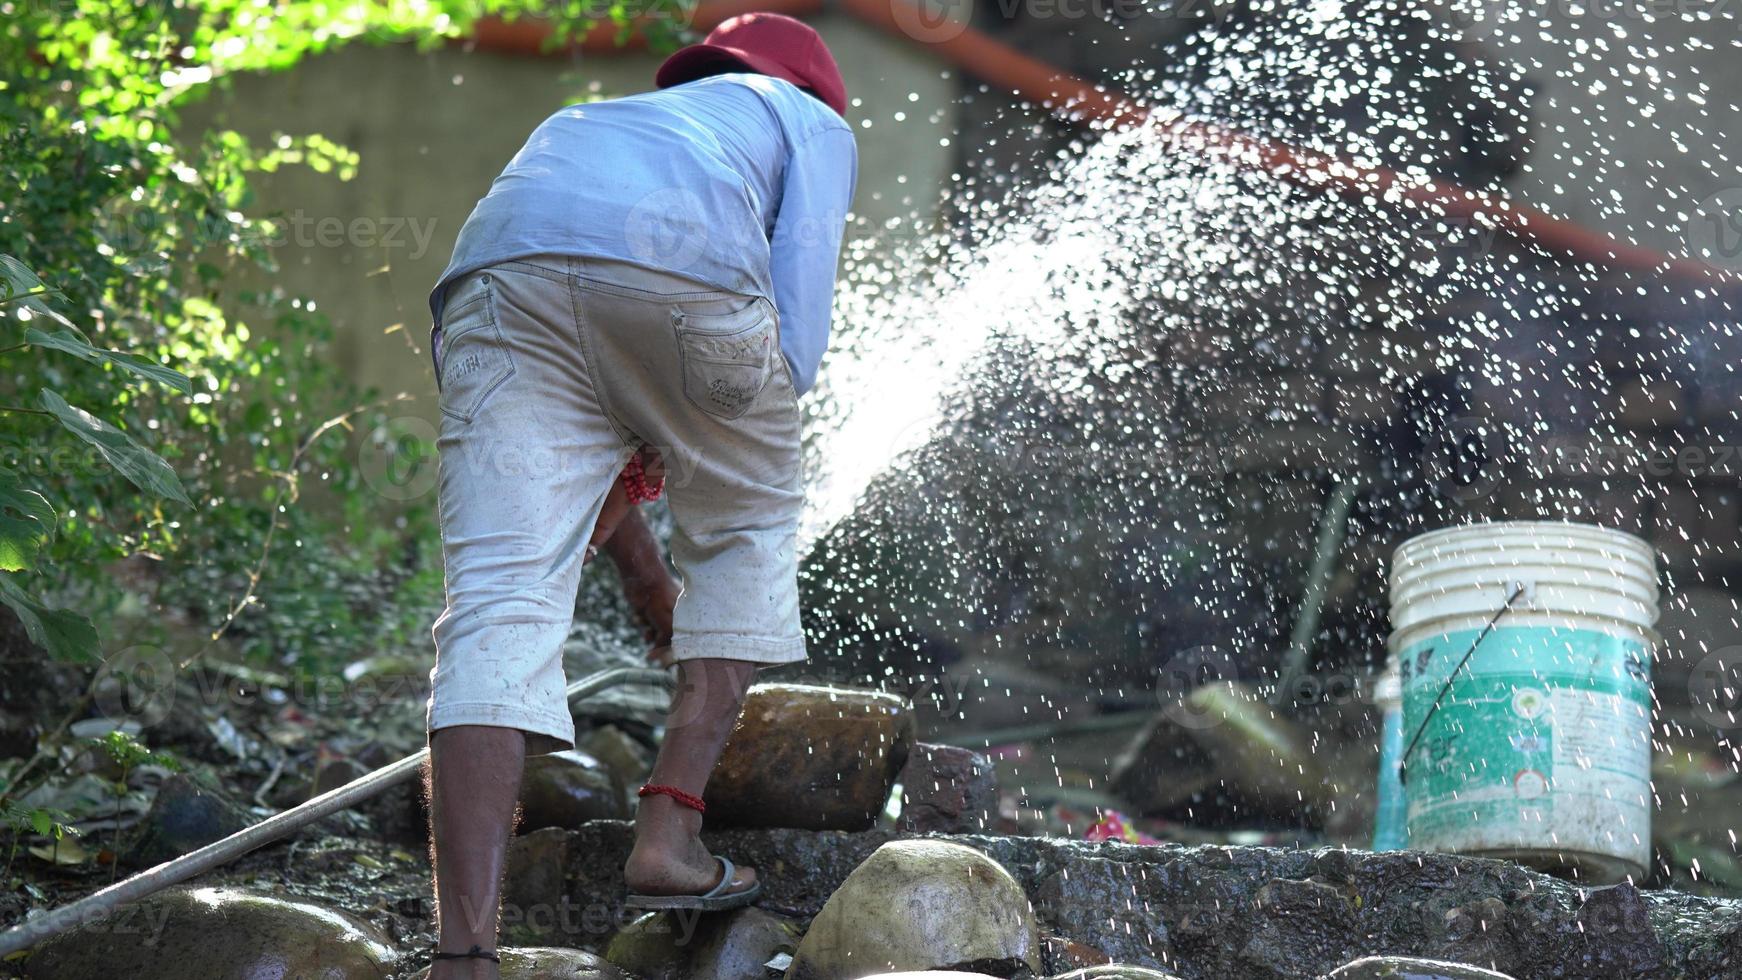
left=23, top=886, right=395, bottom=979
left=576, top=724, right=654, bottom=791
left=520, top=750, right=628, bottom=831
left=124, top=773, right=251, bottom=867
left=710, top=684, right=914, bottom=831
left=896, top=743, right=997, bottom=834
left=506, top=821, right=1742, bottom=978
left=1320, top=958, right=1516, bottom=979
left=411, top=947, right=628, bottom=979
left=787, top=839, right=1043, bottom=980
left=605, top=907, right=801, bottom=979
left=1108, top=682, right=1341, bottom=822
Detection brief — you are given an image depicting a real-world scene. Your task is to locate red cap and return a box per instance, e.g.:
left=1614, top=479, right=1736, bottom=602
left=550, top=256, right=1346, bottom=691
left=655, top=12, right=848, bottom=118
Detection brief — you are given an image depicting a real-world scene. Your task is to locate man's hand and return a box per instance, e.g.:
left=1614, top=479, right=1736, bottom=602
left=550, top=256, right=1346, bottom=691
left=588, top=478, right=680, bottom=662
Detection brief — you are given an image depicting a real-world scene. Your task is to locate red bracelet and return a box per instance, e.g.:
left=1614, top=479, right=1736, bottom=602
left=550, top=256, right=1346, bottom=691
left=638, top=783, right=705, bottom=813
left=620, top=449, right=664, bottom=504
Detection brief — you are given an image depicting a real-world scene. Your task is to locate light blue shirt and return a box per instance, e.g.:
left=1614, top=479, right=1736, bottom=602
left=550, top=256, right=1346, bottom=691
left=431, top=73, right=858, bottom=394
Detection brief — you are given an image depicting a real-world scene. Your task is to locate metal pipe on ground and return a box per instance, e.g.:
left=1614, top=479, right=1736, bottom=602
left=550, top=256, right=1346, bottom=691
left=0, top=665, right=675, bottom=959
left=1271, top=480, right=1363, bottom=706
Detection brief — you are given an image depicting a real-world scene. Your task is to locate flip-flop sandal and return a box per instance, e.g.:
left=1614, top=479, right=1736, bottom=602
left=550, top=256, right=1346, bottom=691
left=624, top=854, right=762, bottom=912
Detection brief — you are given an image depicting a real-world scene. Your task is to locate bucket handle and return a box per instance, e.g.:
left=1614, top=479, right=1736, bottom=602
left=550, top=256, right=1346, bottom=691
left=1398, top=583, right=1527, bottom=785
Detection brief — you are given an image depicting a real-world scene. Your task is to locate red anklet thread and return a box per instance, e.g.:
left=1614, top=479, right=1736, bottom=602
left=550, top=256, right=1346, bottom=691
left=638, top=783, right=706, bottom=813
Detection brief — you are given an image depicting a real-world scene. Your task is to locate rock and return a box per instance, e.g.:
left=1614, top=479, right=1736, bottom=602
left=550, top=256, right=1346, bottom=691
left=503, top=827, right=575, bottom=936
left=787, top=839, right=1043, bottom=980
left=124, top=773, right=251, bottom=867
left=508, top=821, right=1742, bottom=978
left=411, top=947, right=628, bottom=979
left=896, top=743, right=996, bottom=834
left=577, top=724, right=654, bottom=794
left=1048, top=968, right=1184, bottom=980
left=23, top=886, right=395, bottom=979
left=0, top=706, right=37, bottom=758
left=1109, top=682, right=1338, bottom=822
left=606, top=907, right=801, bottom=979
left=710, top=684, right=915, bottom=831
left=310, top=753, right=368, bottom=799
left=520, top=750, right=628, bottom=831
left=1320, top=958, right=1516, bottom=979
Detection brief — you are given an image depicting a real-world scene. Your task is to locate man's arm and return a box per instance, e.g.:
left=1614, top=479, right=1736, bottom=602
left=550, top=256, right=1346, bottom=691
left=589, top=471, right=680, bottom=661
left=767, top=126, right=858, bottom=395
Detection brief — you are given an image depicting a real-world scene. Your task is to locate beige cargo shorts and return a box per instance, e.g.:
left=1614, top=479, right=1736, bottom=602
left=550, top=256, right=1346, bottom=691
left=427, top=255, right=805, bottom=754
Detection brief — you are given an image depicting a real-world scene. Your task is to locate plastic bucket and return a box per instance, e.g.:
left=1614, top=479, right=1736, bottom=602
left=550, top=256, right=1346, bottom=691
left=1388, top=521, right=1658, bottom=884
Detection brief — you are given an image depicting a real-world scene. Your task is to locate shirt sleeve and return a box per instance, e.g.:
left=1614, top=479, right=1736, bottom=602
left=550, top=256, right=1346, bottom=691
left=769, top=126, right=858, bottom=395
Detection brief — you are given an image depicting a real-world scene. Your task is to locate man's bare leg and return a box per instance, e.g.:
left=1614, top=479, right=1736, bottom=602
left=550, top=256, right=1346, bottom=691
left=623, top=658, right=760, bottom=896
left=428, top=725, right=525, bottom=980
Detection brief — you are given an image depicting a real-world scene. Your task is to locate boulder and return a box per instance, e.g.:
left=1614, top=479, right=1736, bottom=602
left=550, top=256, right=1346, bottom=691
left=506, top=821, right=1742, bottom=978
left=23, top=886, right=395, bottom=979
left=1320, top=958, right=1517, bottom=979
left=411, top=947, right=628, bottom=979
left=1108, top=682, right=1342, bottom=822
left=577, top=724, right=654, bottom=793
left=710, top=684, right=914, bottom=831
left=520, top=750, right=628, bottom=831
left=787, top=839, right=1043, bottom=980
left=124, top=773, right=251, bottom=867
left=896, top=743, right=996, bottom=834
left=606, top=907, right=800, bottom=979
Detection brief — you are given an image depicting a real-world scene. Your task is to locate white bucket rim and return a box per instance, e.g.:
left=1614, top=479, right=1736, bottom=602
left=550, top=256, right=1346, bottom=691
left=1390, top=569, right=1659, bottom=601
left=1391, top=521, right=1656, bottom=568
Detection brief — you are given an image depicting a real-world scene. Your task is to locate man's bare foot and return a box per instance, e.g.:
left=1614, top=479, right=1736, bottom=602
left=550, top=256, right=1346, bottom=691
left=623, top=793, right=758, bottom=897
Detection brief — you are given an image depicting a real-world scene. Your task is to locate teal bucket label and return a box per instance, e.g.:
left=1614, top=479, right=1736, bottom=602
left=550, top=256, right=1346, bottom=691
left=1398, top=624, right=1651, bottom=871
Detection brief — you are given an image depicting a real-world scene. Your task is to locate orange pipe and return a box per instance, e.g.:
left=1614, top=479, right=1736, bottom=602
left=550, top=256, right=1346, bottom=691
left=469, top=0, right=1734, bottom=286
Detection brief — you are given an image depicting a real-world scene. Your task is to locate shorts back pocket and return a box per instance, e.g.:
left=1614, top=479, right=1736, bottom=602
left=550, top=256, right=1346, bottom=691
left=675, top=299, right=777, bottom=421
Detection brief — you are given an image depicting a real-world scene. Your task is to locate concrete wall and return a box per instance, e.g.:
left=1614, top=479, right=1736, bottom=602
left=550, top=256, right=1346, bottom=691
left=181, top=13, right=958, bottom=407
left=1449, top=0, right=1742, bottom=265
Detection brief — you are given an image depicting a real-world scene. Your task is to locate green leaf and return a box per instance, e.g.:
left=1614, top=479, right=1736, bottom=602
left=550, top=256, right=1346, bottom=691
left=29, top=809, right=51, bottom=837
left=0, top=255, right=75, bottom=331
left=0, top=467, right=55, bottom=572
left=25, top=328, right=193, bottom=395
left=37, top=390, right=191, bottom=506
left=0, top=575, right=99, bottom=663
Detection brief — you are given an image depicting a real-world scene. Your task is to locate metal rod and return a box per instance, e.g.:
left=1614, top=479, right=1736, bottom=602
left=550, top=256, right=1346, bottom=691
left=0, top=665, right=674, bottom=957
left=1272, top=480, right=1362, bottom=706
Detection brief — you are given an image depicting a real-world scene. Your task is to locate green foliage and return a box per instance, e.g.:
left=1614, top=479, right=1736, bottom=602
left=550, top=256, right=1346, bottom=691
left=0, top=0, right=687, bottom=671
left=89, top=730, right=179, bottom=775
